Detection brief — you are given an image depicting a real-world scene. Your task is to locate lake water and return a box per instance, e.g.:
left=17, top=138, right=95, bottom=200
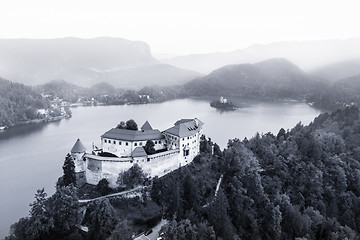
left=0, top=98, right=320, bottom=238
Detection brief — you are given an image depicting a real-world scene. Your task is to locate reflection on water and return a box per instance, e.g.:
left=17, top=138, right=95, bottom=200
left=0, top=98, right=321, bottom=239
left=0, top=123, right=48, bottom=141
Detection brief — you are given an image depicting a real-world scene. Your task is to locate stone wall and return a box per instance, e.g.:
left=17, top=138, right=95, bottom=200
left=83, top=147, right=197, bottom=187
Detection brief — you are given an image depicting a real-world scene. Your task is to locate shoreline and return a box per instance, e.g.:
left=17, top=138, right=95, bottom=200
left=0, top=115, right=69, bottom=132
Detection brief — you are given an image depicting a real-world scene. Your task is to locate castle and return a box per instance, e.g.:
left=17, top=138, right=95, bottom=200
left=71, top=118, right=203, bottom=187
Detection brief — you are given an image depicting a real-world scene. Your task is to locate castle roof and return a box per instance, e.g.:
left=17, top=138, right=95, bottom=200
left=141, top=121, right=153, bottom=131
left=131, top=147, right=147, bottom=157
left=71, top=139, right=87, bottom=153
left=101, top=128, right=164, bottom=141
left=164, top=118, right=204, bottom=138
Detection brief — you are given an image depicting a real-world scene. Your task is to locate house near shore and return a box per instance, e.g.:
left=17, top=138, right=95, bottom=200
left=71, top=118, right=203, bottom=187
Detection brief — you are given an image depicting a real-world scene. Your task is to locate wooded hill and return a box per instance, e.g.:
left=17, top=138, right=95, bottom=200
left=0, top=78, right=50, bottom=126
left=7, top=105, right=360, bottom=239
left=151, top=105, right=360, bottom=239
left=183, top=58, right=321, bottom=99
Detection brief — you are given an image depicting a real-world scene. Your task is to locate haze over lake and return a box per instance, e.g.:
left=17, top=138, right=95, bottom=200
left=0, top=98, right=320, bottom=238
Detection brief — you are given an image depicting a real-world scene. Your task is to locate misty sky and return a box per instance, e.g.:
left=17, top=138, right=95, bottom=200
left=0, top=0, right=359, bottom=55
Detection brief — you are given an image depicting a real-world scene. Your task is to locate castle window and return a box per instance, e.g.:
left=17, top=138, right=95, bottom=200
left=134, top=143, right=138, bottom=146
left=104, top=139, right=107, bottom=143
left=187, top=137, right=189, bottom=140
left=182, top=138, right=184, bottom=141
left=140, top=142, right=143, bottom=146
left=113, top=140, right=116, bottom=144
left=119, top=142, right=121, bottom=145
left=155, top=141, right=157, bottom=144
left=126, top=142, right=128, bottom=146
left=183, top=149, right=189, bottom=156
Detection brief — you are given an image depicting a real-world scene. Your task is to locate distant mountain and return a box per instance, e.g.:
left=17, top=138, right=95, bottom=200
left=0, top=37, right=202, bottom=88
left=308, top=74, right=360, bottom=111
left=90, top=64, right=203, bottom=89
left=310, top=59, right=360, bottom=83
left=184, top=58, right=316, bottom=98
left=334, top=75, right=360, bottom=94
left=162, top=38, right=360, bottom=74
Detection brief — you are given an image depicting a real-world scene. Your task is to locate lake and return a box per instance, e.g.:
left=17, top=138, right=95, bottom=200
left=0, top=98, right=320, bottom=238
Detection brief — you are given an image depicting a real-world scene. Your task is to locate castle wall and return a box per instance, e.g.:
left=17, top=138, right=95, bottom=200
left=84, top=154, right=134, bottom=187
left=102, top=160, right=133, bottom=188
left=143, top=150, right=180, bottom=177
left=83, top=150, right=183, bottom=187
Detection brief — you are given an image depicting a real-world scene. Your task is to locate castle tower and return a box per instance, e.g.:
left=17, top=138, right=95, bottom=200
left=71, top=138, right=87, bottom=172
left=71, top=138, right=87, bottom=187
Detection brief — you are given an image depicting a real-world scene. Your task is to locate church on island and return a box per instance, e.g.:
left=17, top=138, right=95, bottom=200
left=71, top=118, right=204, bottom=187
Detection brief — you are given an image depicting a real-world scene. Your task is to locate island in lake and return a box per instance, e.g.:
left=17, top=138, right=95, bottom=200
left=210, top=97, right=238, bottom=110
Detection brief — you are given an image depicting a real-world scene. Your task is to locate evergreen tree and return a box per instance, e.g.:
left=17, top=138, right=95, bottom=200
left=50, top=185, right=80, bottom=236
left=27, top=189, right=54, bottom=240
left=62, top=153, right=76, bottom=187
left=88, top=199, right=117, bottom=240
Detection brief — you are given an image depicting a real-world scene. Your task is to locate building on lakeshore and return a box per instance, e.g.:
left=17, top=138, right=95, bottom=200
left=71, top=118, right=203, bottom=187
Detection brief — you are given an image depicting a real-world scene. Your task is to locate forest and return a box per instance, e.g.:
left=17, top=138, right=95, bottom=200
left=0, top=78, right=51, bottom=126
left=6, top=105, right=360, bottom=239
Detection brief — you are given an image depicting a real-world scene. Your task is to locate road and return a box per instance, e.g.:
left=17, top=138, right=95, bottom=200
left=134, top=219, right=168, bottom=240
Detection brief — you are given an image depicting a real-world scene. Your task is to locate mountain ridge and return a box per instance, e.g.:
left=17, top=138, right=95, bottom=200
left=0, top=37, right=202, bottom=88
left=161, top=38, right=360, bottom=74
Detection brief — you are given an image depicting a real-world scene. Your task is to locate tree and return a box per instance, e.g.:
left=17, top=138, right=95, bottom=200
left=144, top=140, right=156, bottom=154
left=26, top=189, right=54, bottom=240
left=122, top=164, right=148, bottom=189
left=116, top=121, right=126, bottom=129
left=160, top=219, right=198, bottom=240
left=213, top=143, right=222, bottom=156
left=88, top=199, right=117, bottom=240
left=126, top=119, right=138, bottom=130
left=97, top=178, right=112, bottom=196
left=50, top=185, right=80, bottom=235
left=62, top=153, right=76, bottom=187
left=116, top=119, right=138, bottom=130
left=108, top=219, right=133, bottom=240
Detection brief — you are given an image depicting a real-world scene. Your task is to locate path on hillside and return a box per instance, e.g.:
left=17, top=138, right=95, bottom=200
left=202, top=174, right=224, bottom=208
left=78, top=186, right=144, bottom=203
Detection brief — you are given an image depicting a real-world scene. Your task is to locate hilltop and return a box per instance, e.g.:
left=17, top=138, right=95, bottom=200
left=184, top=58, right=316, bottom=99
